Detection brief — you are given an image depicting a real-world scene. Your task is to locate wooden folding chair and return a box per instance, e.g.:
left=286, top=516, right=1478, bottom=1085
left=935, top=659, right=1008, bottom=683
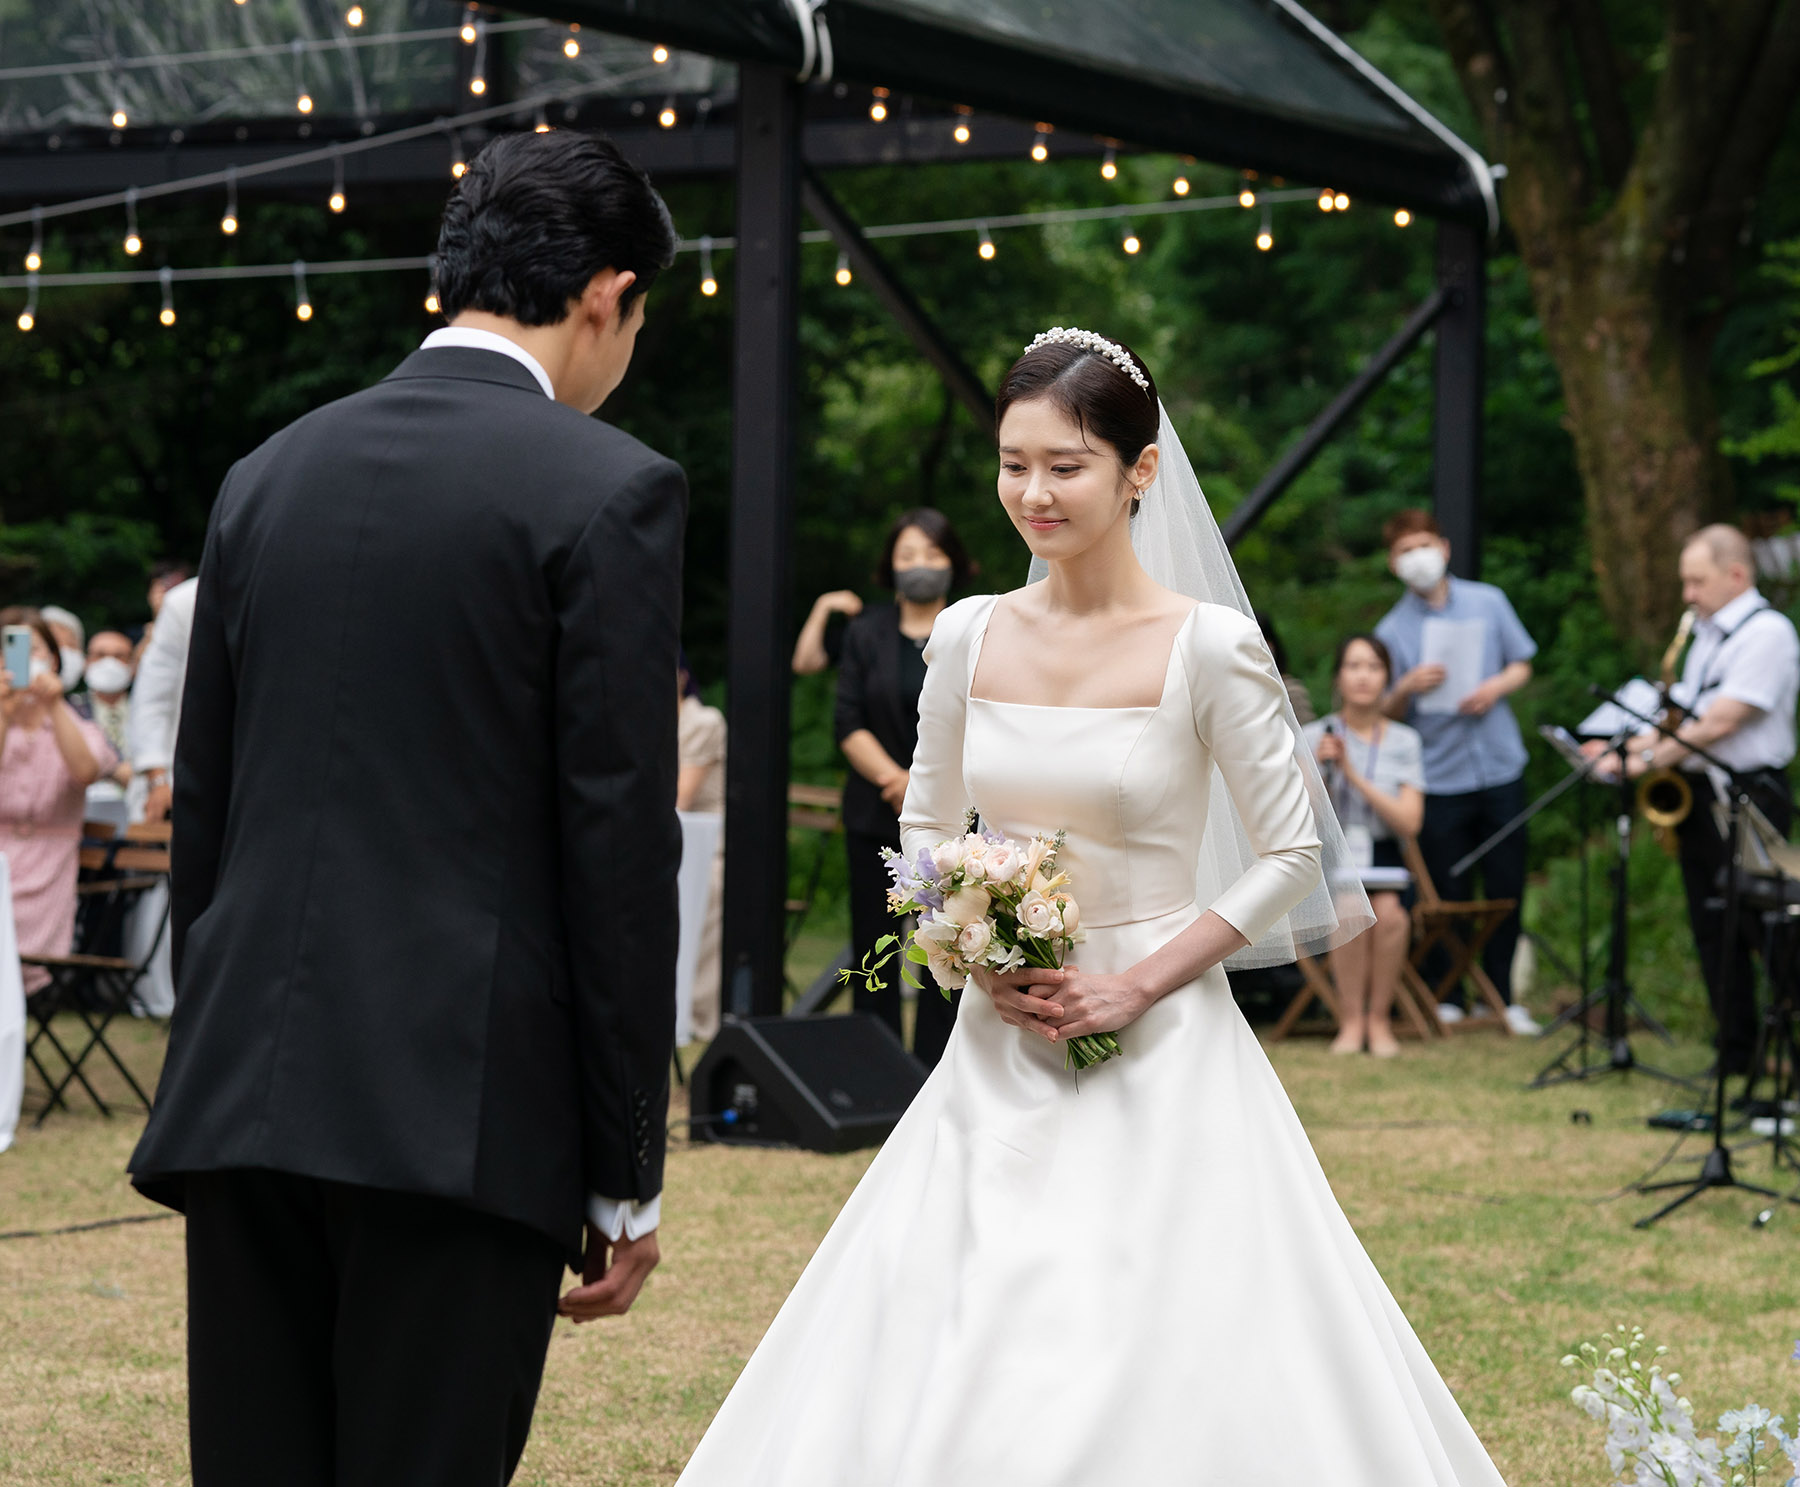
left=1398, top=837, right=1515, bottom=1035
left=1271, top=947, right=1440, bottom=1042
left=23, top=820, right=171, bottom=1123
left=784, top=782, right=843, bottom=952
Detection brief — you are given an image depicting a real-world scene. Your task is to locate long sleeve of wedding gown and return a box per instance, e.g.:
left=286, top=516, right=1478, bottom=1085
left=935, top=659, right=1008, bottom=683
left=1184, top=607, right=1323, bottom=946
left=897, top=595, right=985, bottom=865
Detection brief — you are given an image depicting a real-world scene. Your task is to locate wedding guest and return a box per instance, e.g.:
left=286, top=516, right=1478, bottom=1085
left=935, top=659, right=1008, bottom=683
left=0, top=607, right=115, bottom=990
left=135, top=560, right=193, bottom=658
left=130, top=574, right=197, bottom=823
left=1375, top=509, right=1538, bottom=1033
left=677, top=657, right=725, bottom=1043
left=1303, top=635, right=1423, bottom=1056
left=836, top=508, right=975, bottom=1068
left=1255, top=609, right=1316, bottom=725
left=75, top=630, right=135, bottom=787
left=38, top=604, right=86, bottom=693
left=792, top=588, right=863, bottom=675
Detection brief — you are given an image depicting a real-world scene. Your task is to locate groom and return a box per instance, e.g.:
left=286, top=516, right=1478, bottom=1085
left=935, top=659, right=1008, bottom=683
left=129, top=131, right=686, bottom=1485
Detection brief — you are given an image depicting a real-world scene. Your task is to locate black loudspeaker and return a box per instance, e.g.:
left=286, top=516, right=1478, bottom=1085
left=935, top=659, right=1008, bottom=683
left=691, top=1013, right=926, bottom=1152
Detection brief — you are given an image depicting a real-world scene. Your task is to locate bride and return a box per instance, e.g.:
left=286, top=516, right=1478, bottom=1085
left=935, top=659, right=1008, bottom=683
left=676, top=329, right=1508, bottom=1485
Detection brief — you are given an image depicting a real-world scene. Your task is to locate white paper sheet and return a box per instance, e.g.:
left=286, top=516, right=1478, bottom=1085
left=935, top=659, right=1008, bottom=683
left=1576, top=677, right=1662, bottom=738
left=1415, top=617, right=1488, bottom=715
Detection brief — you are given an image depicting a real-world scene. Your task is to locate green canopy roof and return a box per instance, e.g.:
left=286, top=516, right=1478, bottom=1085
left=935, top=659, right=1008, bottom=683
left=510, top=0, right=1496, bottom=227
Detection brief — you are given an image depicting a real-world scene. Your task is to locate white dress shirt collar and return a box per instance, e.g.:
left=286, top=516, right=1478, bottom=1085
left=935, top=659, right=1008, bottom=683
left=1699, top=585, right=1766, bottom=639
left=420, top=326, right=554, bottom=400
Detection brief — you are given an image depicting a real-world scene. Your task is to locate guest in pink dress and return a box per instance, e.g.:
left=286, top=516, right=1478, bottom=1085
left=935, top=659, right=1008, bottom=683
left=0, top=608, right=114, bottom=993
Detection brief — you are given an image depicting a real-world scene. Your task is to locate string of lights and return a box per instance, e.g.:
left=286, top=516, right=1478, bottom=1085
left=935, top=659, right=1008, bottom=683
left=0, top=184, right=1410, bottom=332
left=0, top=17, right=558, bottom=83
left=0, top=68, right=666, bottom=233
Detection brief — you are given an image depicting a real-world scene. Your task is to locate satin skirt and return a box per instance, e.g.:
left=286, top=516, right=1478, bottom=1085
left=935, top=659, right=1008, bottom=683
left=676, top=904, right=1508, bottom=1486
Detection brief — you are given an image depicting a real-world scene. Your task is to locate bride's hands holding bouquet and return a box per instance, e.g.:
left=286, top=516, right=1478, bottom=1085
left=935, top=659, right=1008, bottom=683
left=974, top=965, right=1065, bottom=1040
left=1043, top=964, right=1154, bottom=1041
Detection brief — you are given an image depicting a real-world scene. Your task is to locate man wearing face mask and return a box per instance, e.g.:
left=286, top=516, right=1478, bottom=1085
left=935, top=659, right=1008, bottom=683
left=38, top=606, right=87, bottom=695
left=1375, top=509, right=1539, bottom=1032
left=832, top=507, right=977, bottom=1069
left=73, top=630, right=136, bottom=791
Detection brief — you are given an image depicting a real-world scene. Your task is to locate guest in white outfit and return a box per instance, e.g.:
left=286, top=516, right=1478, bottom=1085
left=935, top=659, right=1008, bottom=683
left=676, top=657, right=725, bottom=1042
left=130, top=575, right=198, bottom=825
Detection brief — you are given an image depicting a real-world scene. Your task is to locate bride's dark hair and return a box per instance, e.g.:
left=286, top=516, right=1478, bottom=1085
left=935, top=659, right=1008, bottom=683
left=995, top=336, right=1160, bottom=514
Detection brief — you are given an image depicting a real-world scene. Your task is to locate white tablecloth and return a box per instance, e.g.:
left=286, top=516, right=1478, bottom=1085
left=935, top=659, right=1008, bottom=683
left=0, top=855, right=26, bottom=1154
left=674, top=811, right=722, bottom=1048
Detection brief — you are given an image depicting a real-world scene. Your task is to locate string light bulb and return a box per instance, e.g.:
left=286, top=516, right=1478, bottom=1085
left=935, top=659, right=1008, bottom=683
left=220, top=168, right=239, bottom=234
left=292, top=39, right=314, bottom=113
left=122, top=187, right=142, bottom=256
left=1173, top=175, right=1190, bottom=196
left=468, top=19, right=488, bottom=94
left=977, top=223, right=996, bottom=260
left=534, top=106, right=550, bottom=133
left=17, top=274, right=37, bottom=333
left=699, top=235, right=718, bottom=297
left=870, top=87, right=889, bottom=122
left=425, top=290, right=440, bottom=313
left=1122, top=229, right=1141, bottom=255
left=1318, top=190, right=1335, bottom=212
left=1394, top=208, right=1412, bottom=227
left=1101, top=146, right=1117, bottom=180
left=461, top=5, right=478, bottom=43
left=834, top=251, right=852, bottom=286
left=564, top=25, right=581, bottom=58
left=652, top=44, right=670, bottom=64
left=658, top=97, right=677, bottom=128
left=425, top=255, right=440, bottom=315
left=1256, top=199, right=1273, bottom=251
left=1239, top=187, right=1256, bottom=208
left=953, top=105, right=971, bottom=144
left=111, top=106, right=128, bottom=130
left=159, top=266, right=176, bottom=327
left=449, top=133, right=466, bottom=179
left=25, top=206, right=42, bottom=272
left=293, top=260, right=313, bottom=321
left=328, top=150, right=347, bottom=213
left=346, top=4, right=364, bottom=25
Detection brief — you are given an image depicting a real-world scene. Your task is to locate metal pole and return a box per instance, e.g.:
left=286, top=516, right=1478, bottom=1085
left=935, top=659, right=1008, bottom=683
left=1222, top=287, right=1448, bottom=549
left=723, top=62, right=802, bottom=1020
left=1432, top=219, right=1485, bottom=577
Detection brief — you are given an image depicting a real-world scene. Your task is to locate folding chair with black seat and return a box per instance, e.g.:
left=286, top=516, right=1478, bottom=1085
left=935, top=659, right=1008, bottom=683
left=1398, top=836, right=1515, bottom=1035
left=23, top=820, right=171, bottom=1124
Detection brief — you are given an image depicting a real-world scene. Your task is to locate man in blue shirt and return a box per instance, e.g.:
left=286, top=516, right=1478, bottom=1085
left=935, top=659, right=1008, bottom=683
left=1375, top=509, right=1539, bottom=1032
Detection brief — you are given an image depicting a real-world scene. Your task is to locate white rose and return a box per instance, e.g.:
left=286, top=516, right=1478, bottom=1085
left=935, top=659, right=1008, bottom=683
left=956, top=918, right=993, bottom=959
left=1056, top=894, right=1080, bottom=933
left=930, top=836, right=966, bottom=876
left=915, top=915, right=958, bottom=946
left=962, top=853, right=988, bottom=881
left=983, top=841, right=1021, bottom=884
left=1018, top=891, right=1058, bottom=936
left=942, top=886, right=992, bottom=925
left=922, top=937, right=967, bottom=990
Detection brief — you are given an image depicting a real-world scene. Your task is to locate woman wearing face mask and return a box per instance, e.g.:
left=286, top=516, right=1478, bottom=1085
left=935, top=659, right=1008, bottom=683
left=0, top=607, right=116, bottom=992
left=834, top=508, right=976, bottom=1067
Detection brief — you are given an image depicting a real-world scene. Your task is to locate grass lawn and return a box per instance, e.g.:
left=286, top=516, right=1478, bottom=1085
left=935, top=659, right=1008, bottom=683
left=3, top=1011, right=1797, bottom=1485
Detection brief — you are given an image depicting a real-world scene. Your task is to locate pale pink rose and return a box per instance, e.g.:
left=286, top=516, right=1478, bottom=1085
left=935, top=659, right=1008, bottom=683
left=983, top=841, right=1021, bottom=885
left=942, top=886, right=992, bottom=925
left=922, top=937, right=966, bottom=990
left=930, top=836, right=966, bottom=876
left=963, top=852, right=989, bottom=881
left=956, top=918, right=993, bottom=959
left=1056, top=894, right=1081, bottom=934
left=1018, top=891, right=1059, bottom=936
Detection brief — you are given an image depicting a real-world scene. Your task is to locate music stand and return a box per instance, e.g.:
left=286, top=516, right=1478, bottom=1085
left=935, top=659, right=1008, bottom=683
left=1634, top=736, right=1800, bottom=1227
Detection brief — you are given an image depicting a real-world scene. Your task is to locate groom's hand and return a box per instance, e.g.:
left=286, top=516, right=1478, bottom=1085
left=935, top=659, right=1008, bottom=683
left=558, top=1225, right=660, bottom=1324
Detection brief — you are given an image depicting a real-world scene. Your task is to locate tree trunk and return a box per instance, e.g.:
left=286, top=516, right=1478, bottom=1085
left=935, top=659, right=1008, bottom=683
left=1521, top=232, right=1730, bottom=659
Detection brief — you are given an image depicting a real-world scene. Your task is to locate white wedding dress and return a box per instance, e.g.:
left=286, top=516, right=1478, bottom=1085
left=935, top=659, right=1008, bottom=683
left=676, top=593, right=1507, bottom=1486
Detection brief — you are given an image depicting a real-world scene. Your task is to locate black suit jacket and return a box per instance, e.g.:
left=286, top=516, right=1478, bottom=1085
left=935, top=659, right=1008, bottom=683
left=129, top=347, right=686, bottom=1257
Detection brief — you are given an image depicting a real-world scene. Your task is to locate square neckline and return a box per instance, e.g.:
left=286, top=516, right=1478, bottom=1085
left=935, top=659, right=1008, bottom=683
left=966, top=596, right=1202, bottom=713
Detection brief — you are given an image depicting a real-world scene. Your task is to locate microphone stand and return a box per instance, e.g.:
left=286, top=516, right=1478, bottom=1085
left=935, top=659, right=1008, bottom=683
left=1617, top=693, right=1800, bottom=1226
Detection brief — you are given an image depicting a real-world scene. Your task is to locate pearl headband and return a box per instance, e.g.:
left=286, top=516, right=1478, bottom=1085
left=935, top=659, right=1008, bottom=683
left=1024, top=325, right=1151, bottom=394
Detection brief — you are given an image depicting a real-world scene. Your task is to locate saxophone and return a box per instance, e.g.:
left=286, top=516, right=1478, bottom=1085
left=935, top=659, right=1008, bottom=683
left=1637, top=607, right=1697, bottom=848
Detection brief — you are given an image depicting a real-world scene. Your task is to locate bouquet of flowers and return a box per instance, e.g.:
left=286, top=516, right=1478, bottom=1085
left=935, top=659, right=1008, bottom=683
left=843, top=814, right=1117, bottom=1071
left=1559, top=1324, right=1800, bottom=1487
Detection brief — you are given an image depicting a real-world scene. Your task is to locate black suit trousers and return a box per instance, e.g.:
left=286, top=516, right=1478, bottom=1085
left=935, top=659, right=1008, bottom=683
left=185, top=1169, right=566, bottom=1487
left=1677, top=769, right=1796, bottom=1073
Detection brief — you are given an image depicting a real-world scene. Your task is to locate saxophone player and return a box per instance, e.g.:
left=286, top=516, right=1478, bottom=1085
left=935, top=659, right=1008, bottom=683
left=1625, top=526, right=1799, bottom=1078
